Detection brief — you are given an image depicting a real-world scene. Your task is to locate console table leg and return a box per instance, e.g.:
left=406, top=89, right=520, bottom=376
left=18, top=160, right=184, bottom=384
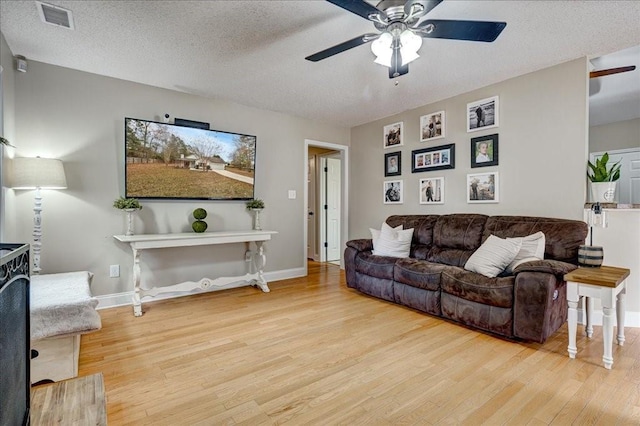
left=254, top=241, right=270, bottom=293
left=567, top=297, right=578, bottom=359
left=617, top=286, right=626, bottom=346
left=602, top=305, right=614, bottom=370
left=584, top=296, right=593, bottom=338
left=132, top=247, right=143, bottom=317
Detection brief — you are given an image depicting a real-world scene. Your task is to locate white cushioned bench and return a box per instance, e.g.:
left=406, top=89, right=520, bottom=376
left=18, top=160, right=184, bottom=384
left=30, top=271, right=102, bottom=383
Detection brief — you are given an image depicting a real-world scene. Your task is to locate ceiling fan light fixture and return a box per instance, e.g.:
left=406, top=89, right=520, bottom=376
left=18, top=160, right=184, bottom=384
left=399, top=29, right=422, bottom=65
left=371, top=32, right=393, bottom=67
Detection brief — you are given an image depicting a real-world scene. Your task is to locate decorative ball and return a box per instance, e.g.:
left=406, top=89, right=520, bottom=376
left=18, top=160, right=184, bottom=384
left=193, top=208, right=207, bottom=220
left=192, top=220, right=208, bottom=233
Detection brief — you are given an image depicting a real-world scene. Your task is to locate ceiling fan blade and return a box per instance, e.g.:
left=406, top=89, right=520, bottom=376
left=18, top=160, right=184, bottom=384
left=416, top=19, right=507, bottom=42
left=589, top=65, right=636, bottom=78
left=305, top=33, right=378, bottom=62
left=326, top=0, right=386, bottom=21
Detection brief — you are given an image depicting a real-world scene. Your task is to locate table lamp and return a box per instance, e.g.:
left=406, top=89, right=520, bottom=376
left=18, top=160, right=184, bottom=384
left=11, top=156, right=67, bottom=274
left=578, top=202, right=607, bottom=267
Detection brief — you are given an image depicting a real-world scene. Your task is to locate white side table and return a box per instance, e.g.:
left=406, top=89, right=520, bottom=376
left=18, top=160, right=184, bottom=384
left=564, top=266, right=630, bottom=369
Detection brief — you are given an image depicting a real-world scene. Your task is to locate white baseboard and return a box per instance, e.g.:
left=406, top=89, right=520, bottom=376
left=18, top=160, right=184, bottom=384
left=95, top=267, right=307, bottom=310
left=577, top=309, right=640, bottom=328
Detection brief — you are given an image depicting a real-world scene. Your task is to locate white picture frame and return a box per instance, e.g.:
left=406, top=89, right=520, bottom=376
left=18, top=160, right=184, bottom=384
left=383, top=179, right=403, bottom=204
left=420, top=110, right=445, bottom=142
left=467, top=96, right=499, bottom=132
left=383, top=122, right=404, bottom=149
left=467, top=172, right=499, bottom=203
left=419, top=177, right=444, bottom=204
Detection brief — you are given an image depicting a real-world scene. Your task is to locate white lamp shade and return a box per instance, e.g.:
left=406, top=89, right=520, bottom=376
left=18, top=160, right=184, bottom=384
left=371, top=32, right=393, bottom=67
left=400, top=30, right=422, bottom=66
left=11, top=157, right=67, bottom=189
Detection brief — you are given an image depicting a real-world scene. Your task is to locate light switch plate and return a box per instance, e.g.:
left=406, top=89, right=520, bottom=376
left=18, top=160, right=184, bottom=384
left=288, top=190, right=296, bottom=199
left=109, top=264, right=120, bottom=278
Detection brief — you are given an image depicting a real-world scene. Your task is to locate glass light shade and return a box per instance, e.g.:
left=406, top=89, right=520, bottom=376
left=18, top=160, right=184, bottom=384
left=11, top=157, right=67, bottom=189
left=588, top=206, right=608, bottom=228
left=371, top=32, right=393, bottom=67
left=399, top=30, right=422, bottom=66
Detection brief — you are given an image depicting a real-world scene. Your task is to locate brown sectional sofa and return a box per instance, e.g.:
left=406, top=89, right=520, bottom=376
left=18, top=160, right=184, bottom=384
left=344, top=214, right=588, bottom=343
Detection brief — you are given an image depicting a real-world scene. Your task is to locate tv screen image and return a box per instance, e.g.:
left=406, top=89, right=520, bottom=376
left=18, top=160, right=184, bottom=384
left=125, top=118, right=256, bottom=200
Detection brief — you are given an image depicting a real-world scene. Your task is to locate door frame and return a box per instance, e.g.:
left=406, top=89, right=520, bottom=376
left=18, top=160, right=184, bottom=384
left=304, top=140, right=349, bottom=273
left=319, top=153, right=341, bottom=262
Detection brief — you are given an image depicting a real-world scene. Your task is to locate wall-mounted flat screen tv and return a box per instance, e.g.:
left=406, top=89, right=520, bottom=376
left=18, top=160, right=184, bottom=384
left=125, top=117, right=256, bottom=200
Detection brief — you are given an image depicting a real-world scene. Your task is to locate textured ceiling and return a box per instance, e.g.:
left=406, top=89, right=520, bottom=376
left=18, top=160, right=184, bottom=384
left=1, top=0, right=639, bottom=128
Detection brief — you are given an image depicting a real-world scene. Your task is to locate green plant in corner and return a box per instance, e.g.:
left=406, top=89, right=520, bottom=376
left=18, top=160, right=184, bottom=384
left=587, top=153, right=621, bottom=182
left=113, top=197, right=143, bottom=210
left=245, top=199, right=265, bottom=210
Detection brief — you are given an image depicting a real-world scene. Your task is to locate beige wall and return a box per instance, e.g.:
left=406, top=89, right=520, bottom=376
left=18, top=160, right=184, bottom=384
left=589, top=118, right=640, bottom=153
left=349, top=58, right=590, bottom=238
left=3, top=59, right=349, bottom=296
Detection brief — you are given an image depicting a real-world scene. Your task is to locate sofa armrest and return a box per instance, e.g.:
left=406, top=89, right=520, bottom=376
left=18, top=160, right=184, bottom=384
left=513, top=259, right=577, bottom=277
left=346, top=239, right=373, bottom=252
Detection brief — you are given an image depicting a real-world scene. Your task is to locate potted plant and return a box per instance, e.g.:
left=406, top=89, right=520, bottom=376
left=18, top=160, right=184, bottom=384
left=587, top=153, right=621, bottom=203
left=245, top=199, right=265, bottom=230
left=113, top=197, right=142, bottom=235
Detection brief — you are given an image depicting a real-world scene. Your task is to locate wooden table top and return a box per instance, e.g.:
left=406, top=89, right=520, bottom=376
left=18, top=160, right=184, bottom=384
left=564, top=265, right=631, bottom=288
left=31, top=373, right=106, bottom=425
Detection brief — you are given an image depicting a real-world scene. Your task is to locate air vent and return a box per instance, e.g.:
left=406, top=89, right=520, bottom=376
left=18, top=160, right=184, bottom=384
left=36, top=1, right=75, bottom=30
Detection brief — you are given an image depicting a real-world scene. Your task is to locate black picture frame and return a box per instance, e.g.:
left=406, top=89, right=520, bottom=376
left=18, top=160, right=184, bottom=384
left=411, top=143, right=455, bottom=173
left=384, top=151, right=401, bottom=177
left=470, top=133, right=499, bottom=168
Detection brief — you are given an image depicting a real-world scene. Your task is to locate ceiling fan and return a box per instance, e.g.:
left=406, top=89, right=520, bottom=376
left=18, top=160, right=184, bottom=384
left=305, top=0, right=507, bottom=79
left=589, top=65, right=636, bottom=78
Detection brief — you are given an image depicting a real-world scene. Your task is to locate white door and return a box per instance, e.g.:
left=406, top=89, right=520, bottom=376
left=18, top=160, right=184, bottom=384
left=325, top=157, right=341, bottom=261
left=307, top=155, right=317, bottom=260
left=591, top=148, right=640, bottom=203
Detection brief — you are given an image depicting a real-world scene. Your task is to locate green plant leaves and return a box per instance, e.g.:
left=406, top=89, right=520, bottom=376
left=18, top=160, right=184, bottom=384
left=587, top=153, right=620, bottom=182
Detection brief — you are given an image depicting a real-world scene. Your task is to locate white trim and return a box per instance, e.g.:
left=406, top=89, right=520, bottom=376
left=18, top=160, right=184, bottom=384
left=304, top=140, right=349, bottom=273
left=95, top=267, right=306, bottom=310
left=578, top=309, right=640, bottom=328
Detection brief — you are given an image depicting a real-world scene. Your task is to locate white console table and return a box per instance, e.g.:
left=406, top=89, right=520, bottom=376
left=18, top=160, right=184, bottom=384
left=113, top=230, right=277, bottom=317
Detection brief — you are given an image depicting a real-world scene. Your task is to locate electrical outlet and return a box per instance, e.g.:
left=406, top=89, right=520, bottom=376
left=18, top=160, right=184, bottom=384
left=109, top=264, right=120, bottom=278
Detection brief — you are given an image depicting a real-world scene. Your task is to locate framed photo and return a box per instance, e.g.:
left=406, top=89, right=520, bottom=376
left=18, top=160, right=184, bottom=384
left=419, top=177, right=444, bottom=204
left=383, top=122, right=403, bottom=149
left=411, top=143, right=455, bottom=173
left=383, top=180, right=403, bottom=204
left=467, top=96, right=499, bottom=132
left=384, top=151, right=401, bottom=177
left=471, top=133, right=499, bottom=168
left=420, top=110, right=445, bottom=141
left=467, top=172, right=499, bottom=203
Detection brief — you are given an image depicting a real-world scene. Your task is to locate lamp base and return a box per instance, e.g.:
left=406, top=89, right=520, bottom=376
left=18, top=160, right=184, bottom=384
left=578, top=245, right=604, bottom=267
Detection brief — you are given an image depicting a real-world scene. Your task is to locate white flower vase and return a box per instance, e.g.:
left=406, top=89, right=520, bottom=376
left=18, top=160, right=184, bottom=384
left=124, top=208, right=137, bottom=236
left=251, top=208, right=263, bottom=231
left=590, top=182, right=617, bottom=203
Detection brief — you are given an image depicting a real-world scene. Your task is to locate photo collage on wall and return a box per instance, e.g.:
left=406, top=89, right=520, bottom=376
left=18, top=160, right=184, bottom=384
left=382, top=96, right=500, bottom=205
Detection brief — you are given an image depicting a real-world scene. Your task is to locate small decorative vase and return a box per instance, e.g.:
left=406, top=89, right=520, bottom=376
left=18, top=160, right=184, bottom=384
left=124, top=208, right=137, bottom=236
left=251, top=208, right=263, bottom=231
left=590, top=182, right=616, bottom=203
left=578, top=245, right=604, bottom=267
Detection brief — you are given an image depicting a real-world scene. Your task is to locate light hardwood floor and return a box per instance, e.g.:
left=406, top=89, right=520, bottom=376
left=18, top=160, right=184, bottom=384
left=78, top=262, right=640, bottom=425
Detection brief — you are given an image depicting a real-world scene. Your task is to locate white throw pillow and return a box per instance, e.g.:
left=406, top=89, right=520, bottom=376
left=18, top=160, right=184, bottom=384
left=505, top=231, right=546, bottom=273
left=464, top=235, right=523, bottom=278
left=370, top=222, right=402, bottom=250
left=371, top=222, right=414, bottom=258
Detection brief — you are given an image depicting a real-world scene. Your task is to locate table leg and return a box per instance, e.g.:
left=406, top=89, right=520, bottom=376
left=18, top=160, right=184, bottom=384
left=602, top=304, right=614, bottom=370
left=132, top=247, right=142, bottom=317
left=585, top=296, right=593, bottom=338
left=617, top=286, right=626, bottom=346
left=253, top=241, right=270, bottom=293
left=567, top=283, right=579, bottom=359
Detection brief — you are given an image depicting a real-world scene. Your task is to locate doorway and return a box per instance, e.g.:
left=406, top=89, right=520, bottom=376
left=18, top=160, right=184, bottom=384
left=304, top=140, right=349, bottom=272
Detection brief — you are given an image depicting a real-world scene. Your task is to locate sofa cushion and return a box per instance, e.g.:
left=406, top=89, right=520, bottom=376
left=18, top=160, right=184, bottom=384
left=426, top=246, right=474, bottom=268
left=433, top=214, right=488, bottom=250
left=483, top=216, right=588, bottom=264
left=387, top=215, right=439, bottom=246
left=441, top=293, right=513, bottom=337
left=464, top=235, right=522, bottom=278
left=355, top=252, right=397, bottom=280
left=441, top=268, right=515, bottom=308
left=394, top=258, right=449, bottom=291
